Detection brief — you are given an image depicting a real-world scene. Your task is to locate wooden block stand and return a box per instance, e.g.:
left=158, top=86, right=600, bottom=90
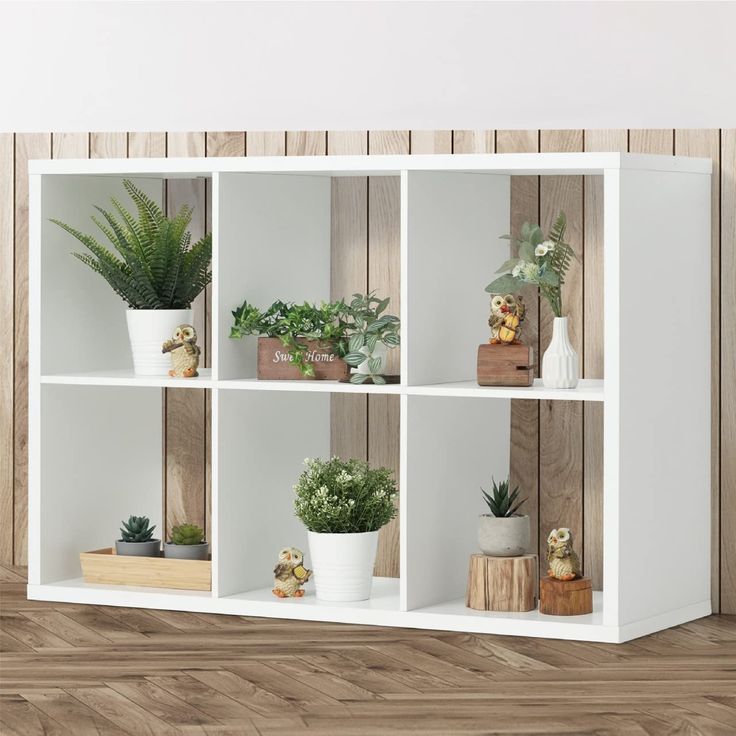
left=539, top=576, right=593, bottom=616
left=80, top=548, right=212, bottom=591
left=477, top=343, right=534, bottom=386
left=466, top=554, right=537, bottom=612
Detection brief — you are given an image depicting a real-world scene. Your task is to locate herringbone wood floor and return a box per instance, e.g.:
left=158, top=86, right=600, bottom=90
left=1, top=566, right=735, bottom=735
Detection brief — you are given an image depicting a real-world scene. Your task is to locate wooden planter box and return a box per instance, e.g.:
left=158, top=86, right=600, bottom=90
left=80, top=548, right=211, bottom=591
left=257, top=336, right=349, bottom=380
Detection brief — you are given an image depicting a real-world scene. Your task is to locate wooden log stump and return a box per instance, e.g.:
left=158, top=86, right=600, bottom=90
left=539, top=576, right=593, bottom=616
left=466, top=554, right=537, bottom=612
left=477, top=343, right=534, bottom=386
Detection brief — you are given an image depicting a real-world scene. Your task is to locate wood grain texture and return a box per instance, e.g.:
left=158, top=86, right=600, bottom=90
left=477, top=343, right=534, bottom=386
left=14, top=134, right=51, bottom=566
left=675, top=129, right=721, bottom=614
left=247, top=131, right=286, bottom=156
left=3, top=565, right=736, bottom=735
left=287, top=131, right=327, bottom=156
left=452, top=130, right=494, bottom=154
left=497, top=130, right=541, bottom=561
left=127, top=132, right=166, bottom=158
left=539, top=131, right=584, bottom=578
left=90, top=132, right=127, bottom=159
left=722, top=130, right=736, bottom=614
left=629, top=129, right=673, bottom=155
left=0, top=134, right=13, bottom=565
left=583, top=130, right=627, bottom=590
left=466, top=554, right=537, bottom=612
left=411, top=130, right=452, bottom=154
left=329, top=131, right=369, bottom=463
left=165, top=132, right=208, bottom=540
left=539, top=575, right=593, bottom=616
left=368, top=132, right=407, bottom=579
left=206, top=131, right=245, bottom=158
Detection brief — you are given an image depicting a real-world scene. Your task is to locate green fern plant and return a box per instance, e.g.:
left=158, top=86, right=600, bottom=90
left=170, top=523, right=205, bottom=545
left=51, top=179, right=212, bottom=309
left=481, top=478, right=527, bottom=518
left=119, top=515, right=156, bottom=542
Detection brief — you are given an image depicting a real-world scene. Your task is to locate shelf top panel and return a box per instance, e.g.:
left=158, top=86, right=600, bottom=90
left=408, top=378, right=604, bottom=402
left=218, top=378, right=402, bottom=394
left=41, top=368, right=216, bottom=389
left=29, top=152, right=712, bottom=178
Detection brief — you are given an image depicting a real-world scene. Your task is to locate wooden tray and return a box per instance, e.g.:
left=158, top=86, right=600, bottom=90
left=80, top=548, right=211, bottom=591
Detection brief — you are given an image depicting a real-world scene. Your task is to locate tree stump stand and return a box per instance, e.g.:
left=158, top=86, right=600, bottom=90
left=466, top=554, right=537, bottom=612
left=539, top=576, right=593, bottom=616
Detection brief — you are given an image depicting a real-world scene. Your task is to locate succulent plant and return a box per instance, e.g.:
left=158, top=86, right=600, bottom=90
left=170, top=523, right=205, bottom=545
left=119, top=515, right=156, bottom=542
left=481, top=478, right=527, bottom=518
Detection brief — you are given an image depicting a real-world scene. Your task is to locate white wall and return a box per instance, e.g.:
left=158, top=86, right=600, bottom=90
left=1, top=1, right=734, bottom=132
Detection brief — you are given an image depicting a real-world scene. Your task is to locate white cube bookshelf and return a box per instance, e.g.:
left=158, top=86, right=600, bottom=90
left=27, top=153, right=712, bottom=642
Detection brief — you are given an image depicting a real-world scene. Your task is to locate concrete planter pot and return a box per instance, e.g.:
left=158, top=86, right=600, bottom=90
left=163, top=542, right=210, bottom=560
left=114, top=539, right=161, bottom=557
left=477, top=515, right=530, bottom=557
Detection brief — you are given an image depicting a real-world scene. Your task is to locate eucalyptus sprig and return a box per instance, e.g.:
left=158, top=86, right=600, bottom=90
left=485, top=211, right=576, bottom=318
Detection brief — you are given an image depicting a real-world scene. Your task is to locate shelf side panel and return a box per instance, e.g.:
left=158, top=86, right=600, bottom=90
left=216, top=173, right=331, bottom=380
left=40, top=176, right=164, bottom=374
left=216, top=390, right=331, bottom=597
left=405, top=171, right=510, bottom=385
left=404, top=395, right=511, bottom=610
left=39, top=385, right=163, bottom=584
left=615, top=168, right=711, bottom=626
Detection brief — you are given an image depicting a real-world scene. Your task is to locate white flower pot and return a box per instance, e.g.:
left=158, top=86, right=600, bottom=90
left=126, top=309, right=192, bottom=376
left=355, top=342, right=388, bottom=375
left=307, top=530, right=379, bottom=602
left=542, top=316, right=579, bottom=389
left=477, top=514, right=530, bottom=556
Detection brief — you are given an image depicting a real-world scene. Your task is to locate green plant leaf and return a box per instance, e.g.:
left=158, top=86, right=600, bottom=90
left=485, top=274, right=521, bottom=294
left=495, top=257, right=519, bottom=274
left=348, top=333, right=365, bottom=352
left=372, top=375, right=386, bottom=384
left=350, top=373, right=368, bottom=384
left=343, top=351, right=367, bottom=367
left=519, top=241, right=536, bottom=263
left=368, top=357, right=382, bottom=374
left=382, top=332, right=400, bottom=347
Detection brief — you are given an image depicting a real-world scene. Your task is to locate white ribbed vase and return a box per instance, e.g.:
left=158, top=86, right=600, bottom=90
left=126, top=309, right=192, bottom=376
left=307, top=530, right=379, bottom=602
left=542, top=317, right=579, bottom=389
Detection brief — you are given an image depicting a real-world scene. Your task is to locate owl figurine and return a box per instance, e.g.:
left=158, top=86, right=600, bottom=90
left=272, top=547, right=312, bottom=598
left=488, top=294, right=525, bottom=344
left=162, top=324, right=201, bottom=378
left=546, top=528, right=582, bottom=581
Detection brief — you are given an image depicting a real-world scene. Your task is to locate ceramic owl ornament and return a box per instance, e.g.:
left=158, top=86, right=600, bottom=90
left=272, top=547, right=312, bottom=598
left=488, top=294, right=526, bottom=345
left=162, top=324, right=201, bottom=378
left=546, top=528, right=582, bottom=581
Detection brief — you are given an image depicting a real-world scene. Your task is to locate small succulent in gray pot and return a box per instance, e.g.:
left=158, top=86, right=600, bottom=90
left=164, top=523, right=210, bottom=560
left=116, top=515, right=161, bottom=557
left=478, top=478, right=530, bottom=557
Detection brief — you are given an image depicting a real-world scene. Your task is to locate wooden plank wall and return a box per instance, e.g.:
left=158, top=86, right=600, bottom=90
left=0, top=130, right=733, bottom=612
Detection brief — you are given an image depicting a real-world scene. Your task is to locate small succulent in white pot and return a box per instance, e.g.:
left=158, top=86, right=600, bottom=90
left=115, top=515, right=160, bottom=557
left=164, top=523, right=209, bottom=560
left=478, top=478, right=530, bottom=557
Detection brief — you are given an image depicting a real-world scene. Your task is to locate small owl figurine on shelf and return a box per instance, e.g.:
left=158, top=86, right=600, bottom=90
left=488, top=294, right=526, bottom=345
left=162, top=324, right=201, bottom=378
left=272, top=547, right=312, bottom=598
left=546, top=528, right=582, bottom=581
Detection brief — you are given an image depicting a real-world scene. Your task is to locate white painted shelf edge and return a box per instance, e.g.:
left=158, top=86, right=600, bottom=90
left=38, top=373, right=603, bottom=401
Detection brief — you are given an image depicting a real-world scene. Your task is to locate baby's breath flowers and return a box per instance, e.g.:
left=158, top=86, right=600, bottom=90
left=294, top=457, right=398, bottom=534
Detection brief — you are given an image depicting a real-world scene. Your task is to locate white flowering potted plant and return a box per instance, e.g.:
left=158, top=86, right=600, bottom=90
left=51, top=180, right=212, bottom=376
left=293, top=457, right=398, bottom=602
left=485, top=212, right=579, bottom=388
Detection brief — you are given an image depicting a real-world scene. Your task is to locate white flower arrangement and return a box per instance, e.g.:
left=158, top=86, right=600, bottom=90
left=293, top=457, right=398, bottom=534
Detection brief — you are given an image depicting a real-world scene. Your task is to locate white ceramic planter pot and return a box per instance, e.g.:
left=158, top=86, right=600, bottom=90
left=126, top=309, right=192, bottom=376
left=477, top=515, right=530, bottom=556
left=307, top=530, right=379, bottom=602
left=542, top=316, right=579, bottom=389
left=355, top=342, right=388, bottom=375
